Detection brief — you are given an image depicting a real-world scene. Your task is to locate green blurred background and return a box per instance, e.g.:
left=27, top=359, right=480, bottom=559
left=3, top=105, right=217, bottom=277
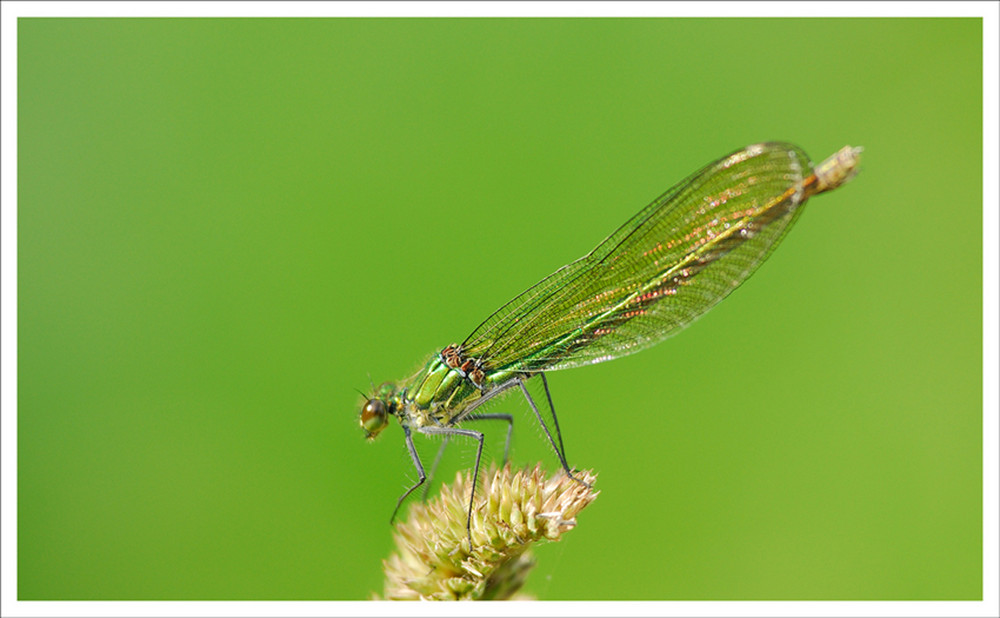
left=17, top=18, right=982, bottom=600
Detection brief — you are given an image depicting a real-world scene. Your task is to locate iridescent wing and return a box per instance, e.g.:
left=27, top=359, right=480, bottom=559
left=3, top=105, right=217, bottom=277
left=462, top=142, right=823, bottom=373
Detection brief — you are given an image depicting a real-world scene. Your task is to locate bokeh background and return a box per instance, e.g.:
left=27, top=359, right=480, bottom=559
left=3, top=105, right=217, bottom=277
left=18, top=18, right=982, bottom=599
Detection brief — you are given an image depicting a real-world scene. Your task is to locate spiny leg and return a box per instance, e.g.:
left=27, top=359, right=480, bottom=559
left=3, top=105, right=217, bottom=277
left=540, top=373, right=567, bottom=463
left=419, top=425, right=484, bottom=552
left=451, top=378, right=522, bottom=460
left=421, top=413, right=513, bottom=502
left=461, top=413, right=514, bottom=465
left=420, top=435, right=451, bottom=503
left=390, top=426, right=426, bottom=524
left=517, top=376, right=592, bottom=489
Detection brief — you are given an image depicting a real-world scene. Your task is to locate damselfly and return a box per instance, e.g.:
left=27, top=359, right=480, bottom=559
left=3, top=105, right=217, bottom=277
left=359, top=142, right=862, bottom=549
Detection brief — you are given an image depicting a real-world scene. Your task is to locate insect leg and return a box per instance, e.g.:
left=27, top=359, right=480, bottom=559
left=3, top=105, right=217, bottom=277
left=458, top=377, right=520, bottom=415
left=418, top=425, right=484, bottom=552
left=390, top=426, right=426, bottom=524
left=461, top=413, right=514, bottom=465
left=450, top=379, right=521, bottom=463
left=420, top=411, right=513, bottom=502
left=539, top=373, right=568, bottom=462
left=420, top=435, right=451, bottom=502
left=517, top=377, right=592, bottom=488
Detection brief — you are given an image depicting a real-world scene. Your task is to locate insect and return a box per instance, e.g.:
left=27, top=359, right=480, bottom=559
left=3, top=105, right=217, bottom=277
left=359, top=142, right=862, bottom=549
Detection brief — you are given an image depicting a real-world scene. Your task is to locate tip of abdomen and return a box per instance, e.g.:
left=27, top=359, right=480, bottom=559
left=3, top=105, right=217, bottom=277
left=813, top=145, right=863, bottom=194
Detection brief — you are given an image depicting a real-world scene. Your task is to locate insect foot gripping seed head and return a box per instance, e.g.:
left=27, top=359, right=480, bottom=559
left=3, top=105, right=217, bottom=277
left=379, top=464, right=599, bottom=601
left=814, top=145, right=863, bottom=194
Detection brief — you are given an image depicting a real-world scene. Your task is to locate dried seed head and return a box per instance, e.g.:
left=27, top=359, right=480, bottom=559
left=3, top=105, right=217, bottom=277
left=381, top=464, right=599, bottom=601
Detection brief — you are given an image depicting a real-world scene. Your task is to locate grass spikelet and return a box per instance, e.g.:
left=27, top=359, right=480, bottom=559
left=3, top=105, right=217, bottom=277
left=381, top=463, right=598, bottom=600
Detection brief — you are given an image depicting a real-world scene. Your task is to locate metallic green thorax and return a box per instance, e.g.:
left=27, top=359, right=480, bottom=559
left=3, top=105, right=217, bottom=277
left=381, top=349, right=518, bottom=431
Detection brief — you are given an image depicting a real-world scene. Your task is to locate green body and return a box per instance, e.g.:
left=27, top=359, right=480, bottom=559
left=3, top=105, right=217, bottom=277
left=370, top=143, right=862, bottom=438
left=381, top=353, right=517, bottom=431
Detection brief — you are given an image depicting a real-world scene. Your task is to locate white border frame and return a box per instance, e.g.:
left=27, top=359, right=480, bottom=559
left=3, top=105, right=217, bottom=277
left=2, top=2, right=997, bottom=617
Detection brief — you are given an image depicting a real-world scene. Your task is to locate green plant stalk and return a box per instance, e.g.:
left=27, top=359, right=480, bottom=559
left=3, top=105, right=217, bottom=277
left=381, top=464, right=599, bottom=600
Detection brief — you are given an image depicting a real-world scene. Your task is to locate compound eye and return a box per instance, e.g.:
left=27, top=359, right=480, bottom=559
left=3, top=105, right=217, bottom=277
left=360, top=399, right=388, bottom=437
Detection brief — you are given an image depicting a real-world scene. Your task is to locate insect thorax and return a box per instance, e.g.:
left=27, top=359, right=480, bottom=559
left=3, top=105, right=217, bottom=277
left=400, top=345, right=491, bottom=427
